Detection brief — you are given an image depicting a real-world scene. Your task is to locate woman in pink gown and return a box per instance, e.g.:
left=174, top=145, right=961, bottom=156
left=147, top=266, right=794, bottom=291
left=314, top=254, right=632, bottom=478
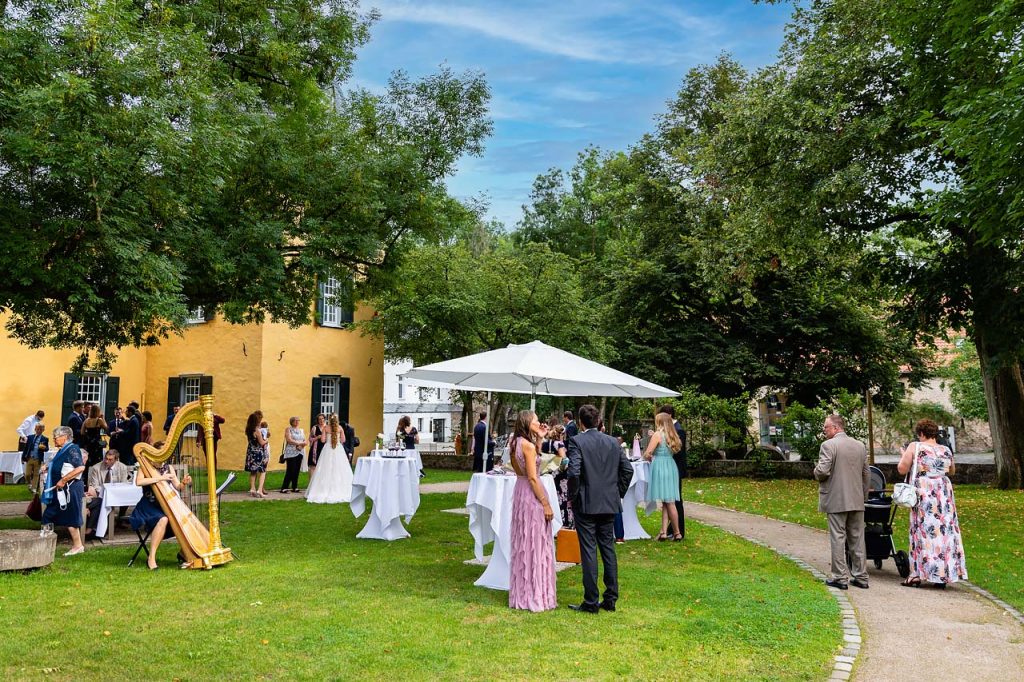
left=508, top=410, right=557, bottom=612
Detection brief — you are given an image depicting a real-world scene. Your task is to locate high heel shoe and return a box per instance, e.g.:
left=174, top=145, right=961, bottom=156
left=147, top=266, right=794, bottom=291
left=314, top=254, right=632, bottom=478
left=656, top=533, right=668, bottom=541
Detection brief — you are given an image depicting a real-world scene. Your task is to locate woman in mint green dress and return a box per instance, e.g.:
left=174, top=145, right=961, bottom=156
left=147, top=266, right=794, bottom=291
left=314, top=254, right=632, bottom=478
left=644, top=412, right=682, bottom=540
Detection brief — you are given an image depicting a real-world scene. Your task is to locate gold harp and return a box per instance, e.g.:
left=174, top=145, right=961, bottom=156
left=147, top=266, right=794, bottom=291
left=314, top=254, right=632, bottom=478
left=133, top=395, right=232, bottom=569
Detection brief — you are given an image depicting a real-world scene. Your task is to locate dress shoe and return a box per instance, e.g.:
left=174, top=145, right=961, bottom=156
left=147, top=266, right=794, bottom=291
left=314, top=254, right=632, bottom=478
left=599, top=601, right=616, bottom=612
left=824, top=579, right=848, bottom=590
left=568, top=603, right=600, bottom=614
left=850, top=579, right=869, bottom=589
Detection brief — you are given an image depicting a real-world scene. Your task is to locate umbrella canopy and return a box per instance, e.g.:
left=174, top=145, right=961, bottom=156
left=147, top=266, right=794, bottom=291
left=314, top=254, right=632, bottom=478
left=401, top=341, right=678, bottom=402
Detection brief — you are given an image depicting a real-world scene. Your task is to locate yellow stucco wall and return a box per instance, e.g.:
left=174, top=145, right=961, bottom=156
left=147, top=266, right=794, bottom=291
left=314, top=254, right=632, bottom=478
left=258, top=304, right=383, bottom=469
left=0, top=314, right=149, bottom=450
left=0, top=309, right=383, bottom=469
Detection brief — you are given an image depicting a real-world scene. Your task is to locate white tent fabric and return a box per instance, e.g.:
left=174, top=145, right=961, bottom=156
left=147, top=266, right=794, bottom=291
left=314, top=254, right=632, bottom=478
left=401, top=341, right=678, bottom=406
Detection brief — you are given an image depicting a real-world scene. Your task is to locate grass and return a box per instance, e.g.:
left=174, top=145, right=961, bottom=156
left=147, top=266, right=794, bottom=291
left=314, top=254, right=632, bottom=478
left=0, top=493, right=841, bottom=681
left=0, top=467, right=471, bottom=503
left=690, top=477, right=1024, bottom=613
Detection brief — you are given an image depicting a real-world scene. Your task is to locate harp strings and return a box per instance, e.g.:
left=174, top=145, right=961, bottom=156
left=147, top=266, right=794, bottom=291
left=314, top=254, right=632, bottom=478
left=169, top=417, right=209, bottom=528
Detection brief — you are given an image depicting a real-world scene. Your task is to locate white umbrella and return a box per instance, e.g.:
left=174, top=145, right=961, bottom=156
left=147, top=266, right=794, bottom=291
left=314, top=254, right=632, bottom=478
left=402, top=340, right=678, bottom=412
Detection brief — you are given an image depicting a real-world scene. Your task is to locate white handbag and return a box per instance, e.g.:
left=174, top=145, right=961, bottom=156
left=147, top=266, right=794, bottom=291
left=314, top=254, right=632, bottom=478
left=892, top=443, right=920, bottom=508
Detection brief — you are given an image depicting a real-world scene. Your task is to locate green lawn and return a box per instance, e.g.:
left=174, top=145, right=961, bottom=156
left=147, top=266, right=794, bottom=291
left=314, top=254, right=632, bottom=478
left=0, top=467, right=470, bottom=503
left=690, top=477, right=1024, bottom=613
left=0, top=493, right=841, bottom=680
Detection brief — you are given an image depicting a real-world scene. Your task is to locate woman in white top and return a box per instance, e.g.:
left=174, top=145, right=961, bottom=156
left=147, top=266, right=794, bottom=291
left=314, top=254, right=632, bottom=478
left=280, top=417, right=307, bottom=493
left=305, top=414, right=353, bottom=503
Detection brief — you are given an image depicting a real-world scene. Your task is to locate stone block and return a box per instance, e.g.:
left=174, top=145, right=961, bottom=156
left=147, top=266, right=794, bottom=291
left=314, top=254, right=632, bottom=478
left=0, top=530, right=57, bottom=571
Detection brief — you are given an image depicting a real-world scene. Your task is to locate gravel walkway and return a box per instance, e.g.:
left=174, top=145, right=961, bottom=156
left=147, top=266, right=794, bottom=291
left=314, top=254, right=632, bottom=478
left=687, top=502, right=1024, bottom=681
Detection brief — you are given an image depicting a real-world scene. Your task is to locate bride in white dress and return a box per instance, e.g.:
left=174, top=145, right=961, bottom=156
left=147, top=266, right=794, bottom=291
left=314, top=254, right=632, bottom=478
left=305, top=414, right=353, bottom=503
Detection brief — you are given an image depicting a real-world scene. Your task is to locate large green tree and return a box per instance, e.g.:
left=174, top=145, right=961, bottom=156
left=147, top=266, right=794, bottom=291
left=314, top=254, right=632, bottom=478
left=358, top=223, right=611, bottom=444
left=514, top=56, right=922, bottom=405
left=699, top=0, right=1024, bottom=486
left=0, top=0, right=491, bottom=363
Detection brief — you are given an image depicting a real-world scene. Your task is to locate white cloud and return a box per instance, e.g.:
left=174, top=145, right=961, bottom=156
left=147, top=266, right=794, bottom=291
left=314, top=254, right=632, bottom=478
left=365, top=0, right=719, bottom=65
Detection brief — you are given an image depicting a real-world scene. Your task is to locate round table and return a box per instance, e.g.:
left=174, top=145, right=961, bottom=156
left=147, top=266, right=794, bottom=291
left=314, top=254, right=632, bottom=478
left=368, top=449, right=423, bottom=472
left=0, top=449, right=56, bottom=484
left=465, top=472, right=561, bottom=591
left=621, top=460, right=657, bottom=540
left=350, top=455, right=420, bottom=540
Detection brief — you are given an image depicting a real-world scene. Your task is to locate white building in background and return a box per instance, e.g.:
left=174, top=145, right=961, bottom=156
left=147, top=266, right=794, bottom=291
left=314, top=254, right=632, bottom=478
left=383, top=360, right=462, bottom=445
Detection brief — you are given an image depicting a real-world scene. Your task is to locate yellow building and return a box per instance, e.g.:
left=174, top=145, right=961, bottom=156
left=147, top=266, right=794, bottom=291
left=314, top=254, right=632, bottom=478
left=0, top=287, right=383, bottom=470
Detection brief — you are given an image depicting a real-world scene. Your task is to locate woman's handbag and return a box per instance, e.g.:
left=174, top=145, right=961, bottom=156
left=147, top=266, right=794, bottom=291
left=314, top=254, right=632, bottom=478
left=25, top=493, right=42, bottom=522
left=892, top=443, right=920, bottom=508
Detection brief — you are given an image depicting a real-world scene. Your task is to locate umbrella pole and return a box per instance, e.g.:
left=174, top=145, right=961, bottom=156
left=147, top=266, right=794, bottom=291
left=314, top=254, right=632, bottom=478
left=485, top=391, right=491, bottom=469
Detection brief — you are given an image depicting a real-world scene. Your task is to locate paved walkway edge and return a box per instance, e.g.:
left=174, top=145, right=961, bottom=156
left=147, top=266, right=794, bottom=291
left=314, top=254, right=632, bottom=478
left=698, top=520, right=862, bottom=681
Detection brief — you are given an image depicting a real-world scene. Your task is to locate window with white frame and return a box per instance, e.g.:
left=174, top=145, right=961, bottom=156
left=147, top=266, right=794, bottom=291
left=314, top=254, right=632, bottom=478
left=182, top=376, right=201, bottom=404
left=77, top=374, right=104, bottom=406
left=398, top=378, right=404, bottom=400
left=186, top=307, right=206, bottom=324
left=320, top=378, right=337, bottom=417
left=417, top=417, right=424, bottom=432
left=320, top=277, right=342, bottom=328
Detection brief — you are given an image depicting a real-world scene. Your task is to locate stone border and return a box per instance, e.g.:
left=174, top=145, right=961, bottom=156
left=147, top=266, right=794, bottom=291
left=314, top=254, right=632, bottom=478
left=708, top=526, right=862, bottom=681
left=962, top=582, right=1024, bottom=627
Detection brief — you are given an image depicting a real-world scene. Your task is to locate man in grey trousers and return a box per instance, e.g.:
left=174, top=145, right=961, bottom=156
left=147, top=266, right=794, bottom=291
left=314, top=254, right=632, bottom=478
left=813, top=414, right=871, bottom=590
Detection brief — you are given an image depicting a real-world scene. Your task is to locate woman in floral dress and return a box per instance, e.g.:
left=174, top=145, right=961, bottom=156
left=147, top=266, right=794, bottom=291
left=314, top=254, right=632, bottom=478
left=897, top=418, right=968, bottom=588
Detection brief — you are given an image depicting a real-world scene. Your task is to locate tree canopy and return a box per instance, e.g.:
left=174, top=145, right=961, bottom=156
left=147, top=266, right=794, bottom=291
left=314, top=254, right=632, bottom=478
left=0, top=0, right=491, bottom=361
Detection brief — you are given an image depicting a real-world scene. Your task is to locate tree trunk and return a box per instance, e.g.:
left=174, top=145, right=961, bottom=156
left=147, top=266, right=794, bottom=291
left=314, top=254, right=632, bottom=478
left=458, top=391, right=475, bottom=456
left=976, top=332, right=1024, bottom=489
left=607, top=398, right=620, bottom=433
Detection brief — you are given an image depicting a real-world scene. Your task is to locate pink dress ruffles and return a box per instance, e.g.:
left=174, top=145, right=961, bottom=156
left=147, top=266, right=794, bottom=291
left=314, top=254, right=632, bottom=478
left=508, top=438, right=557, bottom=612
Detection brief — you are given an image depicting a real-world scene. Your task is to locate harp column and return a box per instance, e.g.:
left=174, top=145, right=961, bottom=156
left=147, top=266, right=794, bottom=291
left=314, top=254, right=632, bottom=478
left=201, top=395, right=231, bottom=565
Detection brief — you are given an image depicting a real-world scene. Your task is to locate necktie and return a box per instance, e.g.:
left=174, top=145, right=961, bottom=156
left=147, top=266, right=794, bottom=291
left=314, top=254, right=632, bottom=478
left=105, top=467, right=111, bottom=483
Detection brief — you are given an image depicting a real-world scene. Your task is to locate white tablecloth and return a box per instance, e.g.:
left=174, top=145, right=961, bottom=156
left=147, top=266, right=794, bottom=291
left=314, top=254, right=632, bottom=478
left=622, top=460, right=657, bottom=540
left=0, top=450, right=56, bottom=483
left=368, top=449, right=423, bottom=472
left=0, top=451, right=24, bottom=481
left=94, top=483, right=143, bottom=538
left=350, top=456, right=420, bottom=540
left=465, top=472, right=561, bottom=591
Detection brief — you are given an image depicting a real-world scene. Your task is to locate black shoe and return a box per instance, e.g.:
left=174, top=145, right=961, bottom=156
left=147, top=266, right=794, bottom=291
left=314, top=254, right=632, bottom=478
left=599, top=601, right=616, bottom=612
left=850, top=579, right=869, bottom=589
left=568, top=603, right=600, bottom=614
left=825, top=579, right=848, bottom=590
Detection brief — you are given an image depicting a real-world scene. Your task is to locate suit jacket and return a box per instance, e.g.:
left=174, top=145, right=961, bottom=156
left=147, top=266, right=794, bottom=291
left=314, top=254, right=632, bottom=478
left=21, top=434, right=48, bottom=462
left=87, top=461, right=129, bottom=493
left=66, top=412, right=84, bottom=444
left=472, top=421, right=487, bottom=457
left=673, top=420, right=688, bottom=478
left=564, top=420, right=579, bottom=441
left=813, top=432, right=870, bottom=513
left=567, top=429, right=634, bottom=515
left=118, top=418, right=140, bottom=453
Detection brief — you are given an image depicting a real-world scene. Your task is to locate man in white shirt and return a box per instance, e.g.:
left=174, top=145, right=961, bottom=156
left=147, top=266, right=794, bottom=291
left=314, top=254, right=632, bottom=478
left=16, top=410, right=45, bottom=448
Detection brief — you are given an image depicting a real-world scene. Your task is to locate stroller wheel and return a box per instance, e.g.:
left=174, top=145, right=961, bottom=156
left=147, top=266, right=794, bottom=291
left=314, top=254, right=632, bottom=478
left=874, top=559, right=883, bottom=570
left=894, top=550, right=911, bottom=579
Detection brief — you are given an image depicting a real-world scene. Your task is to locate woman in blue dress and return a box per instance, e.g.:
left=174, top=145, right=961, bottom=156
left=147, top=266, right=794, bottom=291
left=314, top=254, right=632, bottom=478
left=41, top=426, right=87, bottom=556
left=131, top=462, right=191, bottom=570
left=644, top=412, right=683, bottom=541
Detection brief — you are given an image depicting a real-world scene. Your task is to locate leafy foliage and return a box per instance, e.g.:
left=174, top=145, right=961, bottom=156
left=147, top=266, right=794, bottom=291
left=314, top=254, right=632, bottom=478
left=779, top=390, right=866, bottom=461
left=943, top=341, right=989, bottom=421
left=0, top=0, right=491, bottom=357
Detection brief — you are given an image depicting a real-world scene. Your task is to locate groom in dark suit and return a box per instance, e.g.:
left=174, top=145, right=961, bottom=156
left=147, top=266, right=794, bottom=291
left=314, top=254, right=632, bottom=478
left=566, top=404, right=634, bottom=613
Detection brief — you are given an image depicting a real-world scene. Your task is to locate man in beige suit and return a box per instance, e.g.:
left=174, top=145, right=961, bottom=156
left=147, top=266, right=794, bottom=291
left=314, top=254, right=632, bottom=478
left=84, top=449, right=130, bottom=538
left=813, top=415, right=870, bottom=590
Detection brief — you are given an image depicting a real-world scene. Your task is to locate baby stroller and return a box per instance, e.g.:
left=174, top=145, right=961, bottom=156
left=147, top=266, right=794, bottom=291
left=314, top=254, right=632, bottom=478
left=851, top=466, right=911, bottom=578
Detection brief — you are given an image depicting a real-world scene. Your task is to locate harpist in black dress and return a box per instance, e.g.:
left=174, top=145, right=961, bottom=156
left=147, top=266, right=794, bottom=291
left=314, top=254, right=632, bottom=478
left=130, top=463, right=191, bottom=570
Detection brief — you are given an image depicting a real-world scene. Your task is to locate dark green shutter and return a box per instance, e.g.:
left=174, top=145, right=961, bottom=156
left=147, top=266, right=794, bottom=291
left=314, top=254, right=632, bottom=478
left=167, top=377, right=181, bottom=417
left=311, top=377, right=322, bottom=426
left=337, top=377, right=351, bottom=423
left=340, top=278, right=354, bottom=326
left=61, top=373, right=80, bottom=423
left=104, top=377, right=120, bottom=419
left=315, top=282, right=325, bottom=326
left=199, top=375, right=213, bottom=396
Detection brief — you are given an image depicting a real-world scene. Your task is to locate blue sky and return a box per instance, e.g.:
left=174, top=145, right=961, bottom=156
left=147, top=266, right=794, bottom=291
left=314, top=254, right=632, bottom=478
left=350, top=1, right=795, bottom=227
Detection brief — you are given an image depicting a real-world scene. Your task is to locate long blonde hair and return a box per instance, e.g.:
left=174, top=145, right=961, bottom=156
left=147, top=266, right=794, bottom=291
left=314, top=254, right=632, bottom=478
left=329, top=414, right=341, bottom=448
left=655, top=413, right=681, bottom=453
